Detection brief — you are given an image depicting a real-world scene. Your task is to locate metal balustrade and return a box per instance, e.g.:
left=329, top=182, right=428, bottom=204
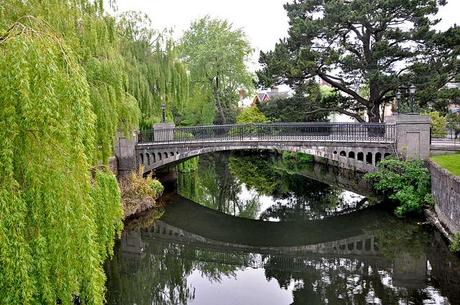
left=138, top=122, right=396, bottom=144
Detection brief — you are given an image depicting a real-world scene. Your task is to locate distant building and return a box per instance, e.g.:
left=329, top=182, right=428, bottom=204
left=252, top=87, right=291, bottom=105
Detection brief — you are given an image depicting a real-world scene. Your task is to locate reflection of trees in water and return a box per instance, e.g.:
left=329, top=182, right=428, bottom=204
left=180, top=150, right=353, bottom=220
left=262, top=220, right=435, bottom=305
left=264, top=256, right=431, bottom=305
left=104, top=202, right=457, bottom=305
left=105, top=238, right=194, bottom=305
left=105, top=230, right=256, bottom=305
left=229, top=151, right=372, bottom=220
left=178, top=152, right=262, bottom=219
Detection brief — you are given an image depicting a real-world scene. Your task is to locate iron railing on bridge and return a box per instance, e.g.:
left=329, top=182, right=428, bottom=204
left=138, top=122, right=396, bottom=144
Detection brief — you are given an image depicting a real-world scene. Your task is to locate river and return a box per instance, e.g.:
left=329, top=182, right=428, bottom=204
left=105, top=151, right=460, bottom=305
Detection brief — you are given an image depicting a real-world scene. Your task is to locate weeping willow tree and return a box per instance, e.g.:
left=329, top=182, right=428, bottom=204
left=0, top=16, right=124, bottom=305
left=1, top=0, right=141, bottom=162
left=118, top=11, right=191, bottom=129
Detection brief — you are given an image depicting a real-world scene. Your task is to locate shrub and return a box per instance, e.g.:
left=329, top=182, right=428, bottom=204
left=236, top=106, right=269, bottom=124
left=149, top=179, right=165, bottom=197
left=119, top=166, right=164, bottom=216
left=365, top=158, right=431, bottom=216
left=428, top=111, right=448, bottom=138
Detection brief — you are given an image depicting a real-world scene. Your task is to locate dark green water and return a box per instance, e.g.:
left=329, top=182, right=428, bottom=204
left=105, top=151, right=460, bottom=305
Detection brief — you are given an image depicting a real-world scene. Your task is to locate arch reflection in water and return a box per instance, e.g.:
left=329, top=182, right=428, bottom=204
left=105, top=195, right=460, bottom=305
left=176, top=151, right=379, bottom=221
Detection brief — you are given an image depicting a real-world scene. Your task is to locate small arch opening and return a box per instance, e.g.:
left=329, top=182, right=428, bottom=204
left=164, top=152, right=168, bottom=158
left=158, top=153, right=162, bottom=161
left=375, top=152, right=382, bottom=164
left=357, top=152, right=364, bottom=161
left=146, top=153, right=150, bottom=165
left=333, top=151, right=338, bottom=155
left=348, top=151, right=355, bottom=159
left=140, top=153, right=144, bottom=164
left=170, top=152, right=174, bottom=156
left=340, top=151, right=346, bottom=157
left=366, top=152, right=373, bottom=164
left=384, top=153, right=391, bottom=159
left=152, top=154, right=156, bottom=163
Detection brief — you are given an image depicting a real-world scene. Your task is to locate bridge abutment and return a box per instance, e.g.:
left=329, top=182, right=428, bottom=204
left=114, top=131, right=137, bottom=177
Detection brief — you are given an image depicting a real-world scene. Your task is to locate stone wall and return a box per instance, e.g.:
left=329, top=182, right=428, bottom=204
left=428, top=160, right=460, bottom=234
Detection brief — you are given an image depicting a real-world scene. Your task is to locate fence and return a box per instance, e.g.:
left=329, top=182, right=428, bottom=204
left=138, top=122, right=396, bottom=144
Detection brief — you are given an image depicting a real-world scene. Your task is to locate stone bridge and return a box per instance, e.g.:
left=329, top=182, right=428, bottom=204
left=115, top=115, right=432, bottom=176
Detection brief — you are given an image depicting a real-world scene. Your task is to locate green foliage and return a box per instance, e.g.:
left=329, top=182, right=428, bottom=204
left=365, top=158, right=431, bottom=216
left=428, top=111, right=448, bottom=138
left=282, top=152, right=314, bottom=164
left=148, top=179, right=165, bottom=198
left=177, top=157, right=199, bottom=173
left=0, top=20, right=122, bottom=305
left=257, top=0, right=459, bottom=122
left=118, top=11, right=190, bottom=128
left=181, top=16, right=254, bottom=124
left=236, top=107, right=268, bottom=124
left=258, top=85, right=331, bottom=122
left=449, top=233, right=460, bottom=253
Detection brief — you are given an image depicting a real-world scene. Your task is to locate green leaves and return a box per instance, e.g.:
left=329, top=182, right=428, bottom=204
left=365, top=158, right=431, bottom=216
left=0, top=12, right=122, bottom=305
left=181, top=17, right=254, bottom=124
left=236, top=107, right=268, bottom=124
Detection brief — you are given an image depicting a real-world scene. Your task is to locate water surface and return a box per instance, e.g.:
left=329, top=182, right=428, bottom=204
left=105, top=151, right=460, bottom=305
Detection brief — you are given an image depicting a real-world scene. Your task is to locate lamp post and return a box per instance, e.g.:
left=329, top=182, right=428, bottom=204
left=161, top=102, right=166, bottom=123
left=409, top=84, right=417, bottom=114
left=395, top=85, right=418, bottom=114
left=396, top=89, right=402, bottom=114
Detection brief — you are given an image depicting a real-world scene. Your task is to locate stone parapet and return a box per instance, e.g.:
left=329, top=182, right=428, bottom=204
left=153, top=123, right=175, bottom=142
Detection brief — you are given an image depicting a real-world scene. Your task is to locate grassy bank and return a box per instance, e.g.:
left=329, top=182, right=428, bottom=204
left=431, top=153, right=460, bottom=176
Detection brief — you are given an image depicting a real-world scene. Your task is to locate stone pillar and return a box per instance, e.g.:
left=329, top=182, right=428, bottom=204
left=153, top=123, right=175, bottom=142
left=114, top=131, right=138, bottom=177
left=387, top=114, right=431, bottom=160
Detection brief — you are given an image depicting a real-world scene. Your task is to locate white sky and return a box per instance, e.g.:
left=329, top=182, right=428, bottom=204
left=114, top=0, right=459, bottom=71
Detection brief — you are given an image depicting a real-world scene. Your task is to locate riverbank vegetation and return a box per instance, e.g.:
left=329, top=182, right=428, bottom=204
left=119, top=168, right=164, bottom=218
left=365, top=158, right=432, bottom=217
left=431, top=153, right=460, bottom=176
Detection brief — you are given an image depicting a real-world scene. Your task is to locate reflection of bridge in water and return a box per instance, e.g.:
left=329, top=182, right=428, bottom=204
left=121, top=194, right=429, bottom=288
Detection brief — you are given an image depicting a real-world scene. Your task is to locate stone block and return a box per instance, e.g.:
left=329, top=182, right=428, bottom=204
left=153, top=123, right=175, bottom=142
left=387, top=114, right=431, bottom=160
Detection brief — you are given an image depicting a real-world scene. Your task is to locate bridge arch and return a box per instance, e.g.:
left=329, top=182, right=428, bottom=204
left=136, top=143, right=394, bottom=175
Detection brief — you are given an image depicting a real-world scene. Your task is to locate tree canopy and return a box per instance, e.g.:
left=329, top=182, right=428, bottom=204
left=257, top=0, right=460, bottom=122
left=181, top=16, right=254, bottom=124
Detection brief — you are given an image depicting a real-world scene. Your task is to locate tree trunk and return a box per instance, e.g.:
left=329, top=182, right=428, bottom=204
left=368, top=80, right=381, bottom=123
left=367, top=103, right=381, bottom=122
left=214, top=76, right=226, bottom=124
